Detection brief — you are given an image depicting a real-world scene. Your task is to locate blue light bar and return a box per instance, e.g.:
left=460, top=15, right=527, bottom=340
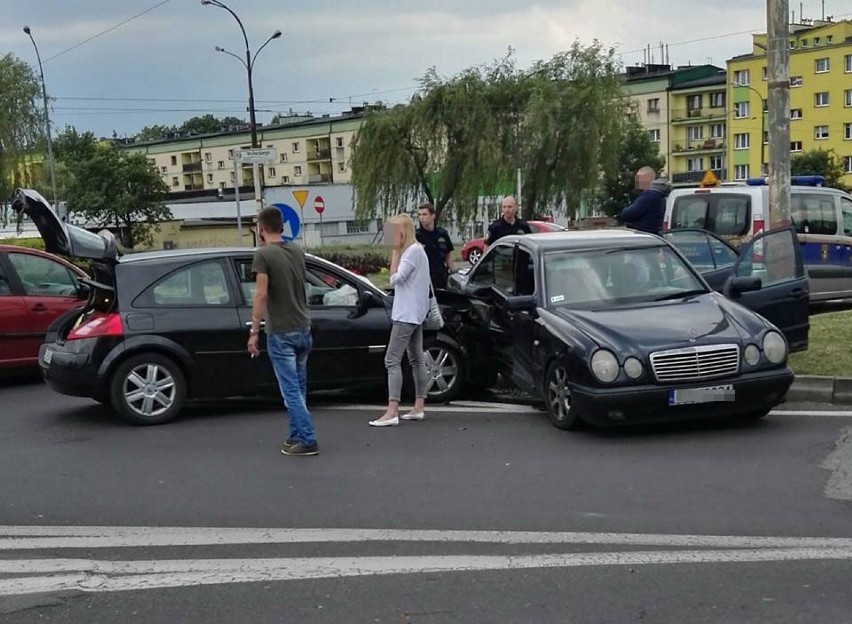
left=746, top=175, right=825, bottom=187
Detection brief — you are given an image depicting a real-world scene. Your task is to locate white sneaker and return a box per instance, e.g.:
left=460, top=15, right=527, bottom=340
left=368, top=416, right=399, bottom=427
left=400, top=412, right=425, bottom=421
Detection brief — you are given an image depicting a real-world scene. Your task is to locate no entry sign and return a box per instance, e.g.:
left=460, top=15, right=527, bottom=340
left=314, top=195, right=325, bottom=215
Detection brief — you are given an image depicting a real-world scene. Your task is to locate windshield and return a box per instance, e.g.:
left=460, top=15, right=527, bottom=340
left=544, top=246, right=707, bottom=310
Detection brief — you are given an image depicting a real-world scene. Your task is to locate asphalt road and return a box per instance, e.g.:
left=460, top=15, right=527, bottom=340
left=1, top=375, right=851, bottom=623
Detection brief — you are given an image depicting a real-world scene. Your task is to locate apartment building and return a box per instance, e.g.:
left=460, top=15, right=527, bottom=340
left=124, top=111, right=364, bottom=196
left=727, top=18, right=852, bottom=187
left=668, top=71, right=729, bottom=186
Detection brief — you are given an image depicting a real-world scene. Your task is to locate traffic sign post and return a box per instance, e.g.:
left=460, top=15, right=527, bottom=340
left=314, top=196, right=325, bottom=247
left=292, top=190, right=309, bottom=248
left=237, top=149, right=277, bottom=215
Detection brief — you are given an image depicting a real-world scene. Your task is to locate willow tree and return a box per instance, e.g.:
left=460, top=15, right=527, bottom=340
left=0, top=54, right=44, bottom=201
left=351, top=42, right=632, bottom=224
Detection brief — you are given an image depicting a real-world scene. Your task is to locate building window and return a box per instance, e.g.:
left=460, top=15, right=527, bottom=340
left=292, top=142, right=300, bottom=153
left=733, top=70, right=750, bottom=86
left=734, top=133, right=750, bottom=149
left=791, top=141, right=803, bottom=152
left=206, top=174, right=213, bottom=183
left=160, top=166, right=167, bottom=174
left=761, top=66, right=767, bottom=80
left=827, top=35, right=833, bottom=44
left=337, top=161, right=346, bottom=173
left=791, top=108, right=803, bottom=119
left=204, top=152, right=212, bottom=163
left=814, top=37, right=821, bottom=46
left=815, top=58, right=830, bottom=73
left=687, top=94, right=702, bottom=110
left=845, top=89, right=852, bottom=107
left=217, top=160, right=225, bottom=170
left=709, top=92, right=725, bottom=108
left=845, top=157, right=852, bottom=174
left=734, top=102, right=749, bottom=118
left=280, top=153, right=288, bottom=163
left=687, top=157, right=704, bottom=172
left=709, top=155, right=724, bottom=170
left=801, top=38, right=808, bottom=47
left=815, top=92, right=829, bottom=107
left=283, top=175, right=290, bottom=184
left=228, top=149, right=234, bottom=160
left=845, top=123, right=852, bottom=141
left=170, top=156, right=177, bottom=166
left=335, top=137, right=345, bottom=148
left=790, top=76, right=803, bottom=87
left=647, top=98, right=660, bottom=113
left=171, top=176, right=179, bottom=187
left=219, top=182, right=226, bottom=190
left=710, top=123, right=725, bottom=139
left=267, top=167, right=277, bottom=178
left=346, top=221, right=369, bottom=234
left=230, top=171, right=235, bottom=182
left=815, top=125, right=830, bottom=140
left=734, top=165, right=750, bottom=181
left=687, top=126, right=704, bottom=141
left=846, top=54, right=852, bottom=73
left=294, top=165, right=302, bottom=176
left=648, top=129, right=660, bottom=142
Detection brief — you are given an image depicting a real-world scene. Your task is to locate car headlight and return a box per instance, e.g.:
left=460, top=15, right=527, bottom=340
left=591, top=349, right=619, bottom=383
left=744, top=344, right=761, bottom=366
left=763, top=331, right=787, bottom=364
left=623, top=357, right=644, bottom=379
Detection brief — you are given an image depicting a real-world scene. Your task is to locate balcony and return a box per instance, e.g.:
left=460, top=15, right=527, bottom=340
left=308, top=148, right=332, bottom=162
left=672, top=169, right=727, bottom=185
left=182, top=161, right=203, bottom=173
left=670, top=109, right=728, bottom=124
left=309, top=173, right=331, bottom=184
left=672, top=139, right=726, bottom=155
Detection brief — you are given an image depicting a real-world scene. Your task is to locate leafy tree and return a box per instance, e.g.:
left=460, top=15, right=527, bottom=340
left=59, top=131, right=171, bottom=248
left=134, top=124, right=174, bottom=142
left=179, top=114, right=228, bottom=135
left=0, top=54, right=45, bottom=200
left=350, top=42, right=629, bottom=223
left=791, top=149, right=846, bottom=190
left=592, top=110, right=666, bottom=217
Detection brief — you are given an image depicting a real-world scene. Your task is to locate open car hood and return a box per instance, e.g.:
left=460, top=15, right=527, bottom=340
left=11, top=189, right=118, bottom=262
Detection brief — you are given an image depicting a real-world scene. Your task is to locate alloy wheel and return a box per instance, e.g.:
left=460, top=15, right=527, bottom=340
left=123, top=363, right=177, bottom=418
left=468, top=248, right=482, bottom=265
left=548, top=365, right=572, bottom=423
left=425, top=346, right=460, bottom=399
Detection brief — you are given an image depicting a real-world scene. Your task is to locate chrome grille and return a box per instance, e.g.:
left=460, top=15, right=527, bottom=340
left=650, top=344, right=740, bottom=383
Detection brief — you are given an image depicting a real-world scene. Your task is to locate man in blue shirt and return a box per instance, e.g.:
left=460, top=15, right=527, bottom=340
left=617, top=178, right=671, bottom=235
left=415, top=203, right=455, bottom=289
left=485, top=196, right=532, bottom=249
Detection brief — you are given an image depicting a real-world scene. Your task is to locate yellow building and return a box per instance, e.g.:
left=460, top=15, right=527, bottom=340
left=123, top=110, right=364, bottom=195
left=726, top=18, right=852, bottom=187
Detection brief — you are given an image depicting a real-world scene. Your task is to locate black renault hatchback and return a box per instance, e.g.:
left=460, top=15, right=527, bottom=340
left=13, top=189, right=473, bottom=425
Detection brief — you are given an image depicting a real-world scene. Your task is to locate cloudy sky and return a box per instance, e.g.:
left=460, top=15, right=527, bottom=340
left=3, top=0, right=846, bottom=138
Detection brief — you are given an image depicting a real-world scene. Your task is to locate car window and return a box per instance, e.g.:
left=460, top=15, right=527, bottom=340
left=493, top=246, right=515, bottom=293
left=7, top=252, right=78, bottom=297
left=469, top=249, right=496, bottom=284
left=671, top=194, right=751, bottom=236
left=671, top=197, right=708, bottom=229
left=514, top=249, right=536, bottom=296
left=0, top=262, right=12, bottom=295
left=840, top=197, right=852, bottom=236
left=736, top=228, right=802, bottom=287
left=305, top=266, right=358, bottom=307
left=147, top=261, right=232, bottom=306
left=666, top=231, right=715, bottom=270
left=792, top=193, right=837, bottom=235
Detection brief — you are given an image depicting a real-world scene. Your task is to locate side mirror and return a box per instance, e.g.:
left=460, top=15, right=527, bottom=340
left=502, top=294, right=537, bottom=312
left=358, top=290, right=378, bottom=309
left=728, top=276, right=762, bottom=296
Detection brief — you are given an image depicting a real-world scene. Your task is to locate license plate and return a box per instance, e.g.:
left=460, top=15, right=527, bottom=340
left=668, top=384, right=734, bottom=406
left=43, top=348, right=53, bottom=365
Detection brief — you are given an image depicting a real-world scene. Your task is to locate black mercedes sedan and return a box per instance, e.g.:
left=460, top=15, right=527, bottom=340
left=12, top=189, right=477, bottom=425
left=448, top=228, right=807, bottom=430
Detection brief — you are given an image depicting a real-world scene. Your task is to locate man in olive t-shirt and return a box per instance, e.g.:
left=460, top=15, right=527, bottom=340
left=247, top=207, right=317, bottom=456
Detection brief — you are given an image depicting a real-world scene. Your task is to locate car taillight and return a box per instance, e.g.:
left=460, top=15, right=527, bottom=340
left=753, top=219, right=764, bottom=236
left=67, top=313, right=123, bottom=341
left=753, top=219, right=765, bottom=262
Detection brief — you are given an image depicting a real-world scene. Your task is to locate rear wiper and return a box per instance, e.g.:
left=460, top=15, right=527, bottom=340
left=654, top=289, right=706, bottom=301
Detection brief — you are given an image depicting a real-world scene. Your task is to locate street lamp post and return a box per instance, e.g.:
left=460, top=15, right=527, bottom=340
left=23, top=26, right=59, bottom=213
left=201, top=0, right=280, bottom=216
left=734, top=81, right=768, bottom=177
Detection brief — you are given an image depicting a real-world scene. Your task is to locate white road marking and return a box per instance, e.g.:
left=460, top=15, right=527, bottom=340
left=821, top=426, right=852, bottom=501
left=3, top=549, right=852, bottom=596
left=3, top=526, right=852, bottom=550
left=771, top=410, right=852, bottom=418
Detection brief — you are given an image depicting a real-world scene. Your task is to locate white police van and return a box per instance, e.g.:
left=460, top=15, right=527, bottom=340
left=664, top=176, right=852, bottom=302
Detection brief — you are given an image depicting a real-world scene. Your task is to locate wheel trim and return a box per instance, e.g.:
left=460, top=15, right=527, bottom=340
left=425, top=347, right=459, bottom=397
left=468, top=249, right=482, bottom=265
left=123, top=364, right=176, bottom=418
left=548, top=366, right=571, bottom=422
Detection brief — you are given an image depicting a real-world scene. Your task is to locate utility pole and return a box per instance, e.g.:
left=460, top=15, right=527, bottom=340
left=766, top=0, right=791, bottom=228
left=23, top=26, right=58, bottom=215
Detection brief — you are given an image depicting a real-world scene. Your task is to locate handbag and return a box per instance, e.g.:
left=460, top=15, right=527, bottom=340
left=423, top=280, right=444, bottom=331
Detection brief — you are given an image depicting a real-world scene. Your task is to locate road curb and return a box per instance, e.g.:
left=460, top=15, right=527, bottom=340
left=788, top=376, right=852, bottom=406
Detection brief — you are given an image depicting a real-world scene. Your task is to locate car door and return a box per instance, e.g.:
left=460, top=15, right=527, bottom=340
left=0, top=256, right=35, bottom=368
left=664, top=228, right=740, bottom=291
left=728, top=227, right=810, bottom=352
left=5, top=251, right=86, bottom=362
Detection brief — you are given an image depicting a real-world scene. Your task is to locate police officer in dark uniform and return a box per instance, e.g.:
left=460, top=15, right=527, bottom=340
left=485, top=195, right=532, bottom=248
left=415, top=203, right=455, bottom=289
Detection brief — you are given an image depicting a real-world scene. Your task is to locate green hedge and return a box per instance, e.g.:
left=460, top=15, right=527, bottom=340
left=313, top=249, right=389, bottom=275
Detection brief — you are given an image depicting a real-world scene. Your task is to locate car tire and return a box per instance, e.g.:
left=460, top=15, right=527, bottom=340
left=544, top=361, right=585, bottom=431
left=467, top=248, right=483, bottom=266
left=109, top=353, right=187, bottom=425
left=422, top=339, right=466, bottom=404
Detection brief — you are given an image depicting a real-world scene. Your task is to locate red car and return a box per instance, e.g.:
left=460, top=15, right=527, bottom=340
left=461, top=220, right=567, bottom=265
left=0, top=244, right=88, bottom=370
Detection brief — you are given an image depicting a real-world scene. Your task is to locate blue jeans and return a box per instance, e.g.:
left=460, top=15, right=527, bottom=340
left=267, top=328, right=316, bottom=446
